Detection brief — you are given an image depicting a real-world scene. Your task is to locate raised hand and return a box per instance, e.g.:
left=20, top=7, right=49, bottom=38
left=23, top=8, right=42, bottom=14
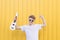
left=14, top=12, right=18, bottom=23
left=39, top=15, right=44, bottom=19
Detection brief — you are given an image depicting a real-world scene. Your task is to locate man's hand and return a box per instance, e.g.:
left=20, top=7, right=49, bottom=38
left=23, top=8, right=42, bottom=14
left=39, top=15, right=44, bottom=19
left=14, top=16, right=17, bottom=20
left=14, top=12, right=18, bottom=22
left=14, top=16, right=17, bottom=23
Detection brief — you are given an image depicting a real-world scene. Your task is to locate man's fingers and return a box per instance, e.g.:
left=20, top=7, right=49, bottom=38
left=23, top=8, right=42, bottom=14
left=14, top=12, right=18, bottom=20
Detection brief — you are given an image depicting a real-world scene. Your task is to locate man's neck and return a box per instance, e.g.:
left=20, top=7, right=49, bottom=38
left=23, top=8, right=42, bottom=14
left=29, top=23, right=33, bottom=26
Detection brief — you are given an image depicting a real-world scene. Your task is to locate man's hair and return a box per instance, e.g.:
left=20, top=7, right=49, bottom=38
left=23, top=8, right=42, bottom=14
left=29, top=15, right=36, bottom=20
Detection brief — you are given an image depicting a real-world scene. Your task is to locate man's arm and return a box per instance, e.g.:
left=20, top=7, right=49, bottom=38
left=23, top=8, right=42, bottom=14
left=40, top=15, right=46, bottom=27
left=15, top=26, right=21, bottom=30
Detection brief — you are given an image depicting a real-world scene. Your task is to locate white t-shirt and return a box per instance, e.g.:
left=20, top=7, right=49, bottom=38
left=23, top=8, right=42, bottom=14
left=19, top=24, right=44, bottom=40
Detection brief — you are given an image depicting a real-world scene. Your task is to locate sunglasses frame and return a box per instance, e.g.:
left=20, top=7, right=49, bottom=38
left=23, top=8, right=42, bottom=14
left=29, top=19, right=34, bottom=22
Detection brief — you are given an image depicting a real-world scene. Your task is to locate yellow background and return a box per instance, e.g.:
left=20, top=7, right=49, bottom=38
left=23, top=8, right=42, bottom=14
left=0, top=0, right=60, bottom=40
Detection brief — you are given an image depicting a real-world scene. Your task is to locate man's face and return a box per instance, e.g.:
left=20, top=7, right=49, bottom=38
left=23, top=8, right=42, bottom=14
left=29, top=18, right=34, bottom=23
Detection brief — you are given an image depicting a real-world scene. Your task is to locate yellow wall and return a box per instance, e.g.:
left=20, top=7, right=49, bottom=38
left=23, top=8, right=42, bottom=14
left=0, top=0, right=60, bottom=40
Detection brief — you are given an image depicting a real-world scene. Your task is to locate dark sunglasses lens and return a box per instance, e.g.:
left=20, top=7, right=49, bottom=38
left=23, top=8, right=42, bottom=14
left=29, top=19, right=34, bottom=22
left=29, top=20, right=31, bottom=21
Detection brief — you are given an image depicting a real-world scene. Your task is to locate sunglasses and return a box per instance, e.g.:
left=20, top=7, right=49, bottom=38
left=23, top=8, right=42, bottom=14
left=29, top=19, right=34, bottom=22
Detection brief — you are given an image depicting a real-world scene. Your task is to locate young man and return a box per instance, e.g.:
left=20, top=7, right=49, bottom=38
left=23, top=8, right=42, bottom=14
left=10, top=15, right=46, bottom=40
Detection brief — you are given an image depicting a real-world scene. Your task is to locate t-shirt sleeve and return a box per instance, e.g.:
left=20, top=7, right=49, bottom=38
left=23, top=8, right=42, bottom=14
left=36, top=24, right=44, bottom=30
